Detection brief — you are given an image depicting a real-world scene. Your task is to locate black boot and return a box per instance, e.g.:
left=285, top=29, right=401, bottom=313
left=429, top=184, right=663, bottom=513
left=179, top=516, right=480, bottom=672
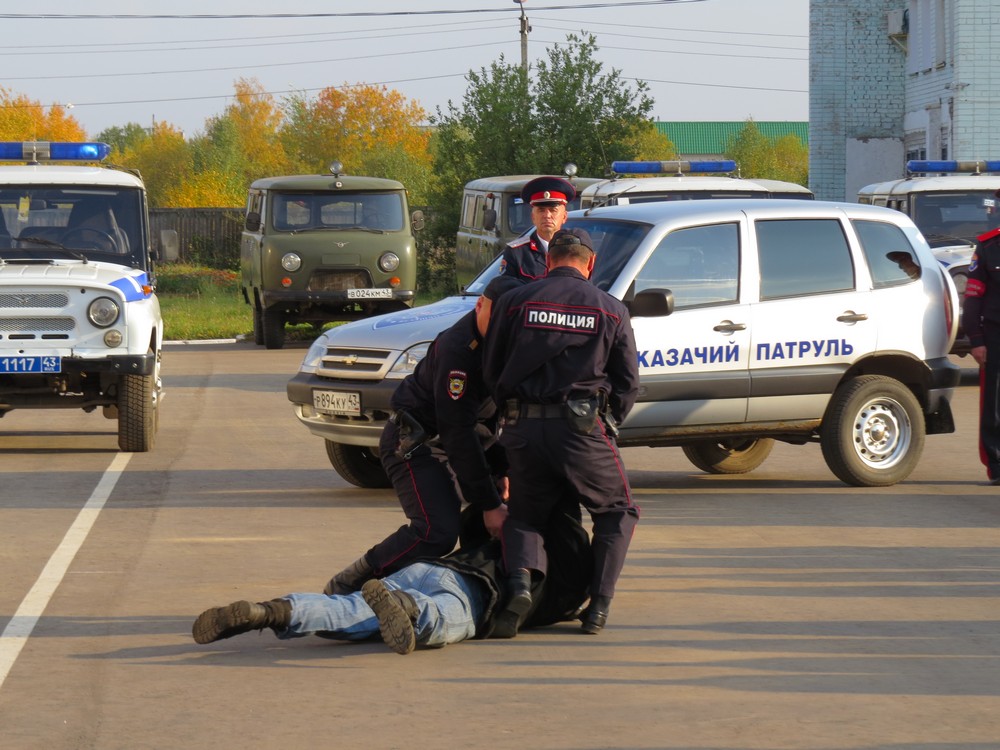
left=361, top=579, right=419, bottom=655
left=491, top=569, right=533, bottom=639
left=323, top=556, right=375, bottom=596
left=580, top=595, right=612, bottom=635
left=192, top=598, right=292, bottom=644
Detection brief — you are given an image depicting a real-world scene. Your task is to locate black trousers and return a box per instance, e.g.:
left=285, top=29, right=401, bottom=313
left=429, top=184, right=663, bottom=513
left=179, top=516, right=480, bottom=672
left=364, top=421, right=463, bottom=575
left=980, top=322, right=1000, bottom=479
left=499, top=416, right=639, bottom=600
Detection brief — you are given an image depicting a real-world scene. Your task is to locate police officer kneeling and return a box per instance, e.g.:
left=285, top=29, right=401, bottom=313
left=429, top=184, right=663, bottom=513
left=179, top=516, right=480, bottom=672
left=483, top=227, right=641, bottom=635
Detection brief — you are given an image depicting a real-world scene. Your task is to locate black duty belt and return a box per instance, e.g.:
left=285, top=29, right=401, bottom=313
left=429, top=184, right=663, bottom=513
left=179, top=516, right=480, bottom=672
left=504, top=400, right=570, bottom=419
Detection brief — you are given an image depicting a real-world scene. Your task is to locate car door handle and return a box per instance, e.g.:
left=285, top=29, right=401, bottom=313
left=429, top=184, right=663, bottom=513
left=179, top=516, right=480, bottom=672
left=713, top=321, right=746, bottom=333
left=837, top=312, right=868, bottom=323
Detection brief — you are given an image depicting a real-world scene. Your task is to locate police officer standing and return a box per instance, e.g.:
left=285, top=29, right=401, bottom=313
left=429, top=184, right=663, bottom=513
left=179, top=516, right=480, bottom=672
left=963, top=226, right=1000, bottom=483
left=323, top=276, right=524, bottom=595
left=499, top=175, right=575, bottom=281
left=483, top=228, right=641, bottom=635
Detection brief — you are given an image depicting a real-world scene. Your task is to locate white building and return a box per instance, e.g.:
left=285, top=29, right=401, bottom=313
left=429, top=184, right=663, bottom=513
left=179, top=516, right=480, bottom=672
left=809, top=0, right=1000, bottom=201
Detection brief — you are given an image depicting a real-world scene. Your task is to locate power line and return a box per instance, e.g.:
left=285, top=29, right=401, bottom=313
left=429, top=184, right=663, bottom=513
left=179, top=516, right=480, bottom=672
left=0, top=1, right=707, bottom=20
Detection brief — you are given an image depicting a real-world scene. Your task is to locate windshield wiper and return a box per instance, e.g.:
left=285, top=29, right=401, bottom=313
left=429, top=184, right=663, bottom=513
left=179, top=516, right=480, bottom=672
left=15, top=236, right=88, bottom=262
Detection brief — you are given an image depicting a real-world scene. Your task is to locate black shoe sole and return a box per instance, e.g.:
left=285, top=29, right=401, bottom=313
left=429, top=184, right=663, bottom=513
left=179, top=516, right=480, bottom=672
left=362, top=580, right=416, bottom=655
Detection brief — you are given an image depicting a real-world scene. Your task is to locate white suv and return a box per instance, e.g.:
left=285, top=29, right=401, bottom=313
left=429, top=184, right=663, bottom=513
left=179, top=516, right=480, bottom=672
left=288, top=199, right=960, bottom=488
left=0, top=141, right=162, bottom=451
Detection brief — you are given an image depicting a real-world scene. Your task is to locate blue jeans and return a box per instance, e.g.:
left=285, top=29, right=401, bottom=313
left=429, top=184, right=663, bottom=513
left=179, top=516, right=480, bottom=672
left=279, top=563, right=486, bottom=648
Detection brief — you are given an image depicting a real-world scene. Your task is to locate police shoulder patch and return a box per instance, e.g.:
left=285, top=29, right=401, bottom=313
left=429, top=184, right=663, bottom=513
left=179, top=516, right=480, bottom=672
left=447, top=369, right=468, bottom=400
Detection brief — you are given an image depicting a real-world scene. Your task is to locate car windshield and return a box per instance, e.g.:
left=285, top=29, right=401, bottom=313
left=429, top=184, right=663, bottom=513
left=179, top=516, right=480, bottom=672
left=270, top=191, right=404, bottom=232
left=463, top=217, right=652, bottom=296
left=0, top=186, right=145, bottom=266
left=911, top=191, right=1000, bottom=242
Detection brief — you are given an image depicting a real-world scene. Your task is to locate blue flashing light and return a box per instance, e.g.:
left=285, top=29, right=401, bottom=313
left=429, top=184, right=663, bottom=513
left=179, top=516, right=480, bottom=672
left=907, top=159, right=1000, bottom=174
left=0, top=141, right=111, bottom=162
left=611, top=160, right=738, bottom=175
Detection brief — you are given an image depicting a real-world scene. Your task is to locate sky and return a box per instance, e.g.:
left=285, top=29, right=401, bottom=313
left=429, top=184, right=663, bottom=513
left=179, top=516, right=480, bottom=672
left=1, top=0, right=809, bottom=140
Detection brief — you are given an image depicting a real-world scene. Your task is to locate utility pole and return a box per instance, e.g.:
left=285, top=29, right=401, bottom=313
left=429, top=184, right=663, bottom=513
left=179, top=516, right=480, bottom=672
left=514, top=0, right=530, bottom=71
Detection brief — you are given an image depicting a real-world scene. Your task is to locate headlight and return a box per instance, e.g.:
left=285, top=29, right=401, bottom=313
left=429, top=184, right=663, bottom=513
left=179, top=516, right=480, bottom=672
left=387, top=342, right=430, bottom=378
left=88, top=297, right=120, bottom=327
left=299, top=335, right=329, bottom=374
left=378, top=252, right=400, bottom=272
left=281, top=253, right=302, bottom=272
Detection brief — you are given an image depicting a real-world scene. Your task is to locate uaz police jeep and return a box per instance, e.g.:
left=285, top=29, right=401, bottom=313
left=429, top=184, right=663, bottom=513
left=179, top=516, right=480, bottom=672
left=0, top=141, right=162, bottom=451
left=288, top=199, right=959, bottom=489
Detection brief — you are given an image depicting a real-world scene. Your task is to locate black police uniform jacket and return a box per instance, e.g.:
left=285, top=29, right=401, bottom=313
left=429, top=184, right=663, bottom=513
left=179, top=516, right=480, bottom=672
left=963, top=228, right=1000, bottom=348
left=499, top=230, right=547, bottom=282
left=390, top=310, right=506, bottom=510
left=483, top=265, right=640, bottom=424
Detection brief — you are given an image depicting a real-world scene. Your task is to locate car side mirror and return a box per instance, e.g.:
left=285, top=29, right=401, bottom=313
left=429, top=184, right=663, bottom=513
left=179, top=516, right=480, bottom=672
left=245, top=211, right=261, bottom=232
left=411, top=210, right=425, bottom=232
left=483, top=208, right=497, bottom=232
left=630, top=288, right=674, bottom=318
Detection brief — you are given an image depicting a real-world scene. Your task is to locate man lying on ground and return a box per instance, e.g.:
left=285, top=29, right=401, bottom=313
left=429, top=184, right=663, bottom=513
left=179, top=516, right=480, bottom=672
left=191, top=506, right=592, bottom=655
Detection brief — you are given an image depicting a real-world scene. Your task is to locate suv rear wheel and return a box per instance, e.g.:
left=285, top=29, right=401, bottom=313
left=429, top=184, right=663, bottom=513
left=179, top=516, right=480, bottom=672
left=820, top=374, right=924, bottom=487
left=681, top=438, right=774, bottom=474
left=325, top=440, right=391, bottom=488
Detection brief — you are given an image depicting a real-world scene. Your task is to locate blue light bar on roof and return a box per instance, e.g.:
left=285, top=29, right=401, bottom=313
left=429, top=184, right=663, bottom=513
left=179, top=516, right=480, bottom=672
left=907, top=159, right=1000, bottom=174
left=0, top=141, right=111, bottom=162
left=611, top=160, right=738, bottom=175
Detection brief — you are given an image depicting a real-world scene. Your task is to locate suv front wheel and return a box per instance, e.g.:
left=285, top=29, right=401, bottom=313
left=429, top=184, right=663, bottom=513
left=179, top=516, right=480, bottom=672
left=681, top=438, right=775, bottom=474
left=820, top=375, right=925, bottom=487
left=325, top=440, right=391, bottom=488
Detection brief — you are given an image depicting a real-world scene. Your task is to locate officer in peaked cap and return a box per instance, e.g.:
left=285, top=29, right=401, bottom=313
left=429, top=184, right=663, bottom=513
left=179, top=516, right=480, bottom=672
left=484, top=223, right=640, bottom=638
left=498, top=175, right=576, bottom=281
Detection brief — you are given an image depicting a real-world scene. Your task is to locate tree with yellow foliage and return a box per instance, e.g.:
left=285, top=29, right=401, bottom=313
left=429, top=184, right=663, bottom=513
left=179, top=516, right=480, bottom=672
left=0, top=87, right=86, bottom=144
left=282, top=83, right=432, bottom=201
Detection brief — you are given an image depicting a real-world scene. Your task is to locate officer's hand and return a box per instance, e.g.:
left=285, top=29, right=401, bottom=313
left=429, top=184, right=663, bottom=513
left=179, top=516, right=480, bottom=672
left=483, top=504, right=508, bottom=538
left=971, top=345, right=987, bottom=367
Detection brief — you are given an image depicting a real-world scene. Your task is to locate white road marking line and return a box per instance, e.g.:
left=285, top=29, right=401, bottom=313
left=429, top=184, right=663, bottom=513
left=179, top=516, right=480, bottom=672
left=0, top=452, right=132, bottom=691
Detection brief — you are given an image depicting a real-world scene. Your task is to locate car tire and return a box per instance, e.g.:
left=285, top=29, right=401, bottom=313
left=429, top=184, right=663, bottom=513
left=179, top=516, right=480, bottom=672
left=325, top=440, right=391, bottom=489
left=681, top=438, right=774, bottom=474
left=261, top=308, right=285, bottom=350
left=820, top=374, right=924, bottom=487
left=118, top=372, right=157, bottom=452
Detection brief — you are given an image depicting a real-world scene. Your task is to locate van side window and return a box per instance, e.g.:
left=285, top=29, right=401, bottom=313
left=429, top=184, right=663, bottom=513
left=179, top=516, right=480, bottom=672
left=462, top=194, right=482, bottom=230
left=635, top=223, right=740, bottom=309
left=852, top=219, right=921, bottom=286
left=756, top=219, right=855, bottom=300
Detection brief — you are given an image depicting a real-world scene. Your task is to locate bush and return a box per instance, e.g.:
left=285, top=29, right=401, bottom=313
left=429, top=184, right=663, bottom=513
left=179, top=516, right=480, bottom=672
left=156, top=263, right=239, bottom=295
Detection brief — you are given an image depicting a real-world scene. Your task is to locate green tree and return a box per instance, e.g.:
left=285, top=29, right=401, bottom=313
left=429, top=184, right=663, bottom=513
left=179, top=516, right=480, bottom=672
left=532, top=33, right=655, bottom=176
left=429, top=32, right=658, bottom=246
left=96, top=123, right=149, bottom=158
left=724, top=119, right=808, bottom=185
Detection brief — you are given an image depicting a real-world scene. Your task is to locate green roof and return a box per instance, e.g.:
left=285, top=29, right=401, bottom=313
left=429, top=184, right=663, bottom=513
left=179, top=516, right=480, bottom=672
left=655, top=122, right=808, bottom=155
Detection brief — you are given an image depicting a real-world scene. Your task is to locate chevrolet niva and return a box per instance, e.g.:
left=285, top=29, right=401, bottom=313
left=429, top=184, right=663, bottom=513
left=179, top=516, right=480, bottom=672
left=287, top=199, right=961, bottom=488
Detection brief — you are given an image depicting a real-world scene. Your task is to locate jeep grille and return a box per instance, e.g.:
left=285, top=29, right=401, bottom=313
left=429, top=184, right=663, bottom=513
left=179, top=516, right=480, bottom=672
left=0, top=293, right=69, bottom=308
left=316, top=346, right=394, bottom=379
left=0, top=317, right=75, bottom=337
left=308, top=270, right=372, bottom=292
